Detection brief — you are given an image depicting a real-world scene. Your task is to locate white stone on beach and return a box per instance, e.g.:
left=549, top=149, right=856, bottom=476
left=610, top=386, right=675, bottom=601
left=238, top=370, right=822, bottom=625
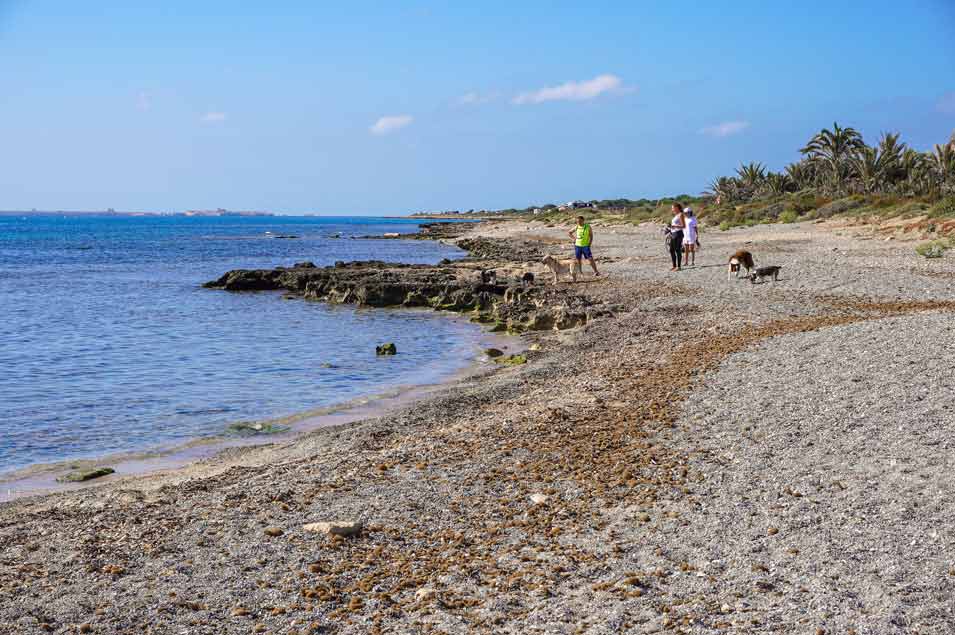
left=529, top=493, right=548, bottom=505
left=303, top=521, right=363, bottom=537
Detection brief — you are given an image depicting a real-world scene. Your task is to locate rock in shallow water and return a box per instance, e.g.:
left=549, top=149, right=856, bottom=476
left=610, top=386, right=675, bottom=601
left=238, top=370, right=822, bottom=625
left=376, top=342, right=397, bottom=355
left=56, top=467, right=115, bottom=483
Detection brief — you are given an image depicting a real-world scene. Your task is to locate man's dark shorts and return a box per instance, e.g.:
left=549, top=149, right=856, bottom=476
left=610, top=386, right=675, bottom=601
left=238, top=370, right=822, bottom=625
left=574, top=246, right=593, bottom=260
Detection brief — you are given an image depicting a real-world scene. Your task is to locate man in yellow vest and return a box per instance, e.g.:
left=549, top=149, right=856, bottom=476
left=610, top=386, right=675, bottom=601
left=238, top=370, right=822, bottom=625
left=567, top=215, right=600, bottom=278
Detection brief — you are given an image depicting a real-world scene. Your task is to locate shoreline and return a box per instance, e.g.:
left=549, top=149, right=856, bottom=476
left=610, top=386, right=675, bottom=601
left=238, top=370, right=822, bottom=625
left=0, top=314, right=521, bottom=502
left=0, top=219, right=511, bottom=500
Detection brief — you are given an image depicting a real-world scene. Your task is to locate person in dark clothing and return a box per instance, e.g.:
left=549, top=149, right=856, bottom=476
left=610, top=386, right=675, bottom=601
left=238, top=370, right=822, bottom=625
left=668, top=202, right=686, bottom=271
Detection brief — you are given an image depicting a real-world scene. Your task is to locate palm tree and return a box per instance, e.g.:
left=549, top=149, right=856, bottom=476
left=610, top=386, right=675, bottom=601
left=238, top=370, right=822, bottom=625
left=735, top=162, right=766, bottom=191
left=930, top=142, right=955, bottom=183
left=765, top=172, right=793, bottom=196
left=900, top=149, right=934, bottom=195
left=785, top=160, right=817, bottom=189
left=850, top=146, right=883, bottom=194
left=876, top=132, right=906, bottom=185
left=800, top=122, right=865, bottom=192
left=706, top=176, right=740, bottom=204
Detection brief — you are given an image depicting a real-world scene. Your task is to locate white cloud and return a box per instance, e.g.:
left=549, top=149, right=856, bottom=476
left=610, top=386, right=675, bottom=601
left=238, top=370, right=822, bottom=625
left=513, top=74, right=622, bottom=105
left=700, top=120, right=750, bottom=138
left=370, top=114, right=413, bottom=135
left=937, top=92, right=955, bottom=115
left=201, top=111, right=227, bottom=123
left=457, top=91, right=497, bottom=105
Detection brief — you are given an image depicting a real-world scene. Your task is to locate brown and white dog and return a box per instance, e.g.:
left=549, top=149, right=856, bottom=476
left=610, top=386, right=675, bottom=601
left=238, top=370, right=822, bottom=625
left=541, top=255, right=581, bottom=283
left=727, top=250, right=755, bottom=280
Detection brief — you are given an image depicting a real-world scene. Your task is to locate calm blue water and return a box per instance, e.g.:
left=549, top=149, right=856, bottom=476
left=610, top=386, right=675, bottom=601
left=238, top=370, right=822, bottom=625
left=0, top=215, right=477, bottom=474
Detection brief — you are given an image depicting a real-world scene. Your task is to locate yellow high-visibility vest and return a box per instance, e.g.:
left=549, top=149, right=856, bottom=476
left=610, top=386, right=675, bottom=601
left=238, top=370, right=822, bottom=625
left=575, top=224, right=592, bottom=247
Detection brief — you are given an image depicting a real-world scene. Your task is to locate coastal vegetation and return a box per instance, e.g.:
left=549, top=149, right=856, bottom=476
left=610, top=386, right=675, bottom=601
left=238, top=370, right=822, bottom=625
left=701, top=124, right=955, bottom=231
left=483, top=125, right=955, bottom=238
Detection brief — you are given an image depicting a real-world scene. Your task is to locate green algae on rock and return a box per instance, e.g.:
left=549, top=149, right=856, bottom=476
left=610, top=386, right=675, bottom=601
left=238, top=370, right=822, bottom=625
left=56, top=467, right=115, bottom=483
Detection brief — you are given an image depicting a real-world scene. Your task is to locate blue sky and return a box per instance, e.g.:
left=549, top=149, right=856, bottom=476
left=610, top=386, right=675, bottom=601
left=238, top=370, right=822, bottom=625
left=1, top=1, right=954, bottom=214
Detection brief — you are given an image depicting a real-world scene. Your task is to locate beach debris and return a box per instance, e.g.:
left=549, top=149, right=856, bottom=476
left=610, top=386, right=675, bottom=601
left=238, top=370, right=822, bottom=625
left=493, top=354, right=526, bottom=366
left=225, top=421, right=288, bottom=436
left=529, top=493, right=548, bottom=505
left=263, top=526, right=284, bottom=537
left=376, top=343, right=397, bottom=355
left=302, top=520, right=363, bottom=537
left=56, top=467, right=115, bottom=483
left=484, top=348, right=504, bottom=358
left=415, top=587, right=437, bottom=602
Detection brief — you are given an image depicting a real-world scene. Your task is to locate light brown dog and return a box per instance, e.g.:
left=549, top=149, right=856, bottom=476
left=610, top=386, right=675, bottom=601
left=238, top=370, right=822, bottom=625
left=541, top=255, right=581, bottom=283
left=727, top=250, right=755, bottom=279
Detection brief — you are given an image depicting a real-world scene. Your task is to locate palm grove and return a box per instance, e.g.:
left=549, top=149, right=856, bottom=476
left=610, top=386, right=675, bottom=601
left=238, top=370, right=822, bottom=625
left=708, top=124, right=955, bottom=205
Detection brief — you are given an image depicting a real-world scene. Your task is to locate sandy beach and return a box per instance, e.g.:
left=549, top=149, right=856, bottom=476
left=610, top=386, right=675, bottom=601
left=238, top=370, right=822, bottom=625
left=2, top=218, right=955, bottom=634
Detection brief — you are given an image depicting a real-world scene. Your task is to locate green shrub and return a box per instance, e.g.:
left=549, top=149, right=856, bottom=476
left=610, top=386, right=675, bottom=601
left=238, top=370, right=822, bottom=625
left=928, top=197, right=955, bottom=218
left=719, top=220, right=732, bottom=231
left=808, top=196, right=866, bottom=219
left=779, top=210, right=799, bottom=224
left=915, top=240, right=950, bottom=258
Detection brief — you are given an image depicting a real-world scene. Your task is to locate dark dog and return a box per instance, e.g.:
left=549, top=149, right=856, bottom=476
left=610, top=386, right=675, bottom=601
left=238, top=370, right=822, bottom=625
left=750, top=265, right=782, bottom=284
left=727, top=250, right=755, bottom=279
left=479, top=269, right=497, bottom=284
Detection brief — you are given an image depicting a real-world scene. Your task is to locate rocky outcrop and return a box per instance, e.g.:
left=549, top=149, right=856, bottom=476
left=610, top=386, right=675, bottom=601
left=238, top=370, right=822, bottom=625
left=204, top=259, right=600, bottom=333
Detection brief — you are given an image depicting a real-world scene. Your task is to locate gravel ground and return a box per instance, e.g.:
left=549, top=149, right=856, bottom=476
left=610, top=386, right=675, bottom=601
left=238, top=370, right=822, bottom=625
left=671, top=312, right=955, bottom=634
left=1, top=219, right=954, bottom=634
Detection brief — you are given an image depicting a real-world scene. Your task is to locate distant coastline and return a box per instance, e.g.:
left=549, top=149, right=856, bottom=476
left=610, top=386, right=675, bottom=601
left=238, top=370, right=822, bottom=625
left=0, top=209, right=276, bottom=217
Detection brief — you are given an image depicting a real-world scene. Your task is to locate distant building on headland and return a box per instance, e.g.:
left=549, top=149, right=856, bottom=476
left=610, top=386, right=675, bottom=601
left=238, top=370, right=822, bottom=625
left=181, top=208, right=274, bottom=217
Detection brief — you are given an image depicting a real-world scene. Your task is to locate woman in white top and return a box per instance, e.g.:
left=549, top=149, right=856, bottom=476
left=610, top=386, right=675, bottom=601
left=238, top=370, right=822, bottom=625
left=682, top=207, right=699, bottom=267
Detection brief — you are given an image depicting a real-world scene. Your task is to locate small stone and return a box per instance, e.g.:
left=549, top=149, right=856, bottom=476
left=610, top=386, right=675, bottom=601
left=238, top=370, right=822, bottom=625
left=484, top=348, right=504, bottom=358
left=529, top=493, right=548, bottom=505
left=375, top=343, right=397, bottom=355
left=264, top=527, right=284, bottom=537
left=637, top=513, right=651, bottom=523
left=79, top=625, right=92, bottom=634
left=767, top=527, right=779, bottom=536
left=720, top=604, right=732, bottom=614
left=303, top=521, right=363, bottom=537
left=415, top=587, right=437, bottom=602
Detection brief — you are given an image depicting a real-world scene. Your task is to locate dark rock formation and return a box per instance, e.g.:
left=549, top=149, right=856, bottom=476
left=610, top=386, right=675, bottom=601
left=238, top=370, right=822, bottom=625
left=204, top=259, right=599, bottom=333
left=376, top=343, right=397, bottom=355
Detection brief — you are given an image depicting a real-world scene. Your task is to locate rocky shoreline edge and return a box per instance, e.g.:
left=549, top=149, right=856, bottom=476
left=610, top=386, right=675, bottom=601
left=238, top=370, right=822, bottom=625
left=203, top=222, right=607, bottom=334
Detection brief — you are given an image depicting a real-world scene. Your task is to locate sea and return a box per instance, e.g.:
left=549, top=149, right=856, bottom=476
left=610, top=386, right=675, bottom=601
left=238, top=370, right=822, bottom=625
left=0, top=214, right=482, bottom=476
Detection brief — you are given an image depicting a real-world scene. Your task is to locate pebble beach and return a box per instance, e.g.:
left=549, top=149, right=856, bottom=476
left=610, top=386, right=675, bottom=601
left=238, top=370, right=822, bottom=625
left=2, top=218, right=954, bottom=634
